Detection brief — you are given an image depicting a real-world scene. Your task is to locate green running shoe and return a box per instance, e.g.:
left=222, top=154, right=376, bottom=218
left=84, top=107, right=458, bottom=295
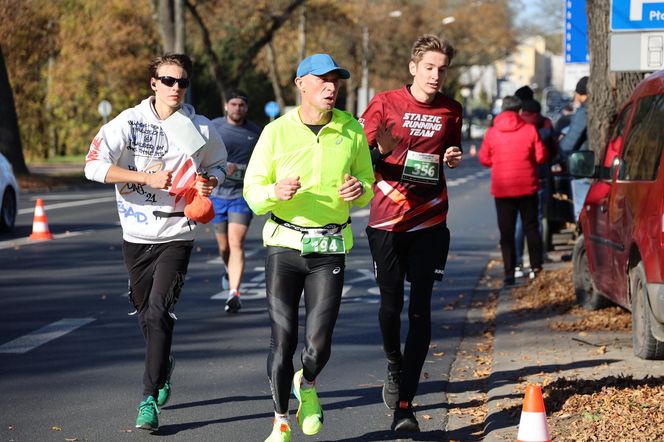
left=157, top=355, right=175, bottom=406
left=292, top=369, right=323, bottom=435
left=264, top=419, right=291, bottom=442
left=135, top=395, right=160, bottom=431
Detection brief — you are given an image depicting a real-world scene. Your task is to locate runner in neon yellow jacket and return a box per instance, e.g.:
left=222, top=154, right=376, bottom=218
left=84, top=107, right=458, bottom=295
left=243, top=107, right=374, bottom=252
left=243, top=54, right=374, bottom=442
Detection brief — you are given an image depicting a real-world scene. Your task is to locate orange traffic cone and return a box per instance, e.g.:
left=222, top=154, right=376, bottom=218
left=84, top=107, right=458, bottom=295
left=516, top=384, right=551, bottom=442
left=29, top=198, right=53, bottom=240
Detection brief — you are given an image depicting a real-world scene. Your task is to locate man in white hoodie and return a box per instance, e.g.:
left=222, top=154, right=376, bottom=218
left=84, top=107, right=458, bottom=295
left=84, top=53, right=226, bottom=431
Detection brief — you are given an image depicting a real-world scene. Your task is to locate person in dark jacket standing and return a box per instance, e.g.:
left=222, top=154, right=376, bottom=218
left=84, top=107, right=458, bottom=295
left=559, top=76, right=589, bottom=158
left=479, top=95, right=548, bottom=284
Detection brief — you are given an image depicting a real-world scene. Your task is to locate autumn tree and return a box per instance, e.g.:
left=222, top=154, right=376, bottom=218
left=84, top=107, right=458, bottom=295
left=586, top=0, right=642, bottom=153
left=186, top=0, right=305, bottom=107
left=2, top=0, right=518, bottom=160
left=48, top=0, right=160, bottom=157
left=0, top=0, right=54, bottom=164
left=0, top=45, right=27, bottom=174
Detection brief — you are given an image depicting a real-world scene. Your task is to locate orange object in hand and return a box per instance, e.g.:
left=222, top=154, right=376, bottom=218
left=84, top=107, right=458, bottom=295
left=184, top=174, right=215, bottom=224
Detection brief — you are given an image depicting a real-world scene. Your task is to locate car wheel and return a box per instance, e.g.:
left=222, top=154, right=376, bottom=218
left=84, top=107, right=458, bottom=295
left=0, top=188, right=17, bottom=233
left=629, top=262, right=664, bottom=359
left=572, top=234, right=610, bottom=310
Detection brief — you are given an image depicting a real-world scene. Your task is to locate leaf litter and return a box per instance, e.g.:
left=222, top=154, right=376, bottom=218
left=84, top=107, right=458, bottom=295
left=508, top=267, right=661, bottom=441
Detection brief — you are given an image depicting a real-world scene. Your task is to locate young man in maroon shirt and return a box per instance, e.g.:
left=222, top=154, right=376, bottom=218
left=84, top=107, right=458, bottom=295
left=359, top=34, right=463, bottom=433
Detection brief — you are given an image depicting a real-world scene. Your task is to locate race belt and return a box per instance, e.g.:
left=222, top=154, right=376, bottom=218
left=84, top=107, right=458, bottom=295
left=270, top=214, right=350, bottom=235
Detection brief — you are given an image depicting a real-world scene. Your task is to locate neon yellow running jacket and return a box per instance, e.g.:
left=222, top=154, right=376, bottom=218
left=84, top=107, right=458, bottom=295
left=243, top=107, right=375, bottom=252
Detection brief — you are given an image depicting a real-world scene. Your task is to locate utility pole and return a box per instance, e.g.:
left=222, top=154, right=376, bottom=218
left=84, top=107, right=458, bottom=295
left=296, top=4, right=306, bottom=105
left=45, top=19, right=57, bottom=158
left=359, top=24, right=369, bottom=115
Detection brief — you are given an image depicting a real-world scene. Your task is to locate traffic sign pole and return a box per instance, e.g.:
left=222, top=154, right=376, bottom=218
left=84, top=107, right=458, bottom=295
left=97, top=100, right=112, bottom=124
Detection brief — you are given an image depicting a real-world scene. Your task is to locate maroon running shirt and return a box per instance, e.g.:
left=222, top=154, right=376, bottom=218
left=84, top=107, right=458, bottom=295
left=359, top=86, right=462, bottom=232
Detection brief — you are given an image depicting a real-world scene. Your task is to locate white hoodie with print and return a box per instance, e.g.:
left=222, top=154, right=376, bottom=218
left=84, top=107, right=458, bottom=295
left=85, top=97, right=227, bottom=244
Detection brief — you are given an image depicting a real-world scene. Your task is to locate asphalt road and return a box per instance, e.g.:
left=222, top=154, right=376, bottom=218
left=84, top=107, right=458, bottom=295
left=0, top=155, right=498, bottom=441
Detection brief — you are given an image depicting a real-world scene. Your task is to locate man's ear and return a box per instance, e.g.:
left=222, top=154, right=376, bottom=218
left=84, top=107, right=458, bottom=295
left=408, top=61, right=417, bottom=77
left=294, top=76, right=304, bottom=92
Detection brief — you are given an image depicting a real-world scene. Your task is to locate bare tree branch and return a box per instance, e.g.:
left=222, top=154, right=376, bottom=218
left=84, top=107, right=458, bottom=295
left=266, top=42, right=285, bottom=111
left=228, top=0, right=305, bottom=86
left=185, top=0, right=227, bottom=105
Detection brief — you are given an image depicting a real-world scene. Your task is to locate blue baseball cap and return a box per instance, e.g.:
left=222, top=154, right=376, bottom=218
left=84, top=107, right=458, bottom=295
left=296, top=54, right=350, bottom=79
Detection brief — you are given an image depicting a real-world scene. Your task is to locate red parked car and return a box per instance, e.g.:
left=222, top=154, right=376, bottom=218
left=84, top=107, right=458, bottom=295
left=569, top=70, right=664, bottom=360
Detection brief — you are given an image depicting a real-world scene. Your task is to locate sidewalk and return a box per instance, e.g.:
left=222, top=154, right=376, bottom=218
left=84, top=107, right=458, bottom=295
left=28, top=162, right=84, bottom=175
left=483, top=253, right=664, bottom=440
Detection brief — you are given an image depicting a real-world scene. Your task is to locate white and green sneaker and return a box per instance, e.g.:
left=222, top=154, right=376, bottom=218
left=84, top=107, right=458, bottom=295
left=135, top=395, right=159, bottom=431
left=264, top=419, right=291, bottom=442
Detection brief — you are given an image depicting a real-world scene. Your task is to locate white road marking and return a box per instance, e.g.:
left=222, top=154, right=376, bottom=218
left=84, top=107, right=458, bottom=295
left=0, top=318, right=96, bottom=354
left=351, top=208, right=370, bottom=218
left=26, top=192, right=114, bottom=202
left=18, top=196, right=116, bottom=215
left=345, top=269, right=375, bottom=284
left=0, top=230, right=93, bottom=250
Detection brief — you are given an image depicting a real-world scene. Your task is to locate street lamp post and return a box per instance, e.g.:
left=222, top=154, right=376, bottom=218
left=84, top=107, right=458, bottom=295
left=360, top=24, right=370, bottom=114
left=358, top=10, right=401, bottom=116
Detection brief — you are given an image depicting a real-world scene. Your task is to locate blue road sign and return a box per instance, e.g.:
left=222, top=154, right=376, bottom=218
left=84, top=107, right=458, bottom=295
left=612, top=0, right=664, bottom=31
left=264, top=101, right=280, bottom=118
left=565, top=0, right=590, bottom=64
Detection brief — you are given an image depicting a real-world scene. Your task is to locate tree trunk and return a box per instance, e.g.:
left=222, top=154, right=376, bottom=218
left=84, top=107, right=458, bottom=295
left=346, top=75, right=356, bottom=116
left=156, top=0, right=176, bottom=53
left=586, top=0, right=642, bottom=154
left=185, top=0, right=227, bottom=107
left=174, top=0, right=185, bottom=53
left=0, top=45, right=29, bottom=175
left=266, top=43, right=286, bottom=111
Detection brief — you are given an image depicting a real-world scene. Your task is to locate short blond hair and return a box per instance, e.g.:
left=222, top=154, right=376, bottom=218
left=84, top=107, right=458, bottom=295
left=410, top=34, right=455, bottom=64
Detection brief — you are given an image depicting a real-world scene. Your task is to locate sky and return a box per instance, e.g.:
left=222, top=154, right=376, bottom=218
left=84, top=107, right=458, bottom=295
left=515, top=0, right=565, bottom=35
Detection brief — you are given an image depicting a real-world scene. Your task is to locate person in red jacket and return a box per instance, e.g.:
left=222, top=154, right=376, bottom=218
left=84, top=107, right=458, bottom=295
left=479, top=95, right=547, bottom=284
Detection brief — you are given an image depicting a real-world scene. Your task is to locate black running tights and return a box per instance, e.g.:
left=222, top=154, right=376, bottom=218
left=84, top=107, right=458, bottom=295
left=366, top=225, right=450, bottom=403
left=265, top=246, right=345, bottom=414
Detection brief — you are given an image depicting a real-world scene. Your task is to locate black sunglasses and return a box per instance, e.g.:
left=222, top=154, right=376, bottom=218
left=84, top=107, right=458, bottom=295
left=158, top=76, right=190, bottom=88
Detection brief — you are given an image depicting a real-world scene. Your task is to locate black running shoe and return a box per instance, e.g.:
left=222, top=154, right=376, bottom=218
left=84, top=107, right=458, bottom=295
left=382, top=363, right=401, bottom=409
left=225, top=292, right=242, bottom=313
left=391, top=401, right=419, bottom=432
